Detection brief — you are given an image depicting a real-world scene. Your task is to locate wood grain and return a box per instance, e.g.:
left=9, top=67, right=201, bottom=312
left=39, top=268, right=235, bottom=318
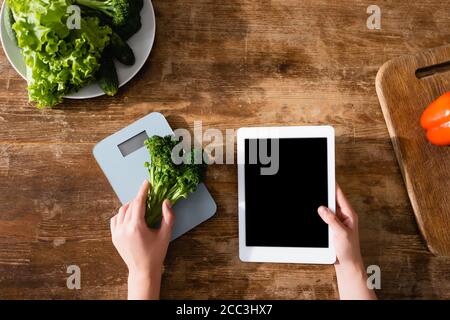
left=376, top=45, right=450, bottom=256
left=1, top=0, right=450, bottom=299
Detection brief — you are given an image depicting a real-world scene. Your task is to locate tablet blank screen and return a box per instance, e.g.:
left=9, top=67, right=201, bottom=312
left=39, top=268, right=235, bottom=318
left=245, top=138, right=329, bottom=248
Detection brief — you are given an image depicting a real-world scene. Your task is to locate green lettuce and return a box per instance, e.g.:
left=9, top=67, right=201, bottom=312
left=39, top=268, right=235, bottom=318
left=8, top=0, right=111, bottom=108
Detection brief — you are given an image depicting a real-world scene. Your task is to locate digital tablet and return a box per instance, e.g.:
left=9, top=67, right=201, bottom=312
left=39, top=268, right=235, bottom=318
left=237, top=126, right=336, bottom=264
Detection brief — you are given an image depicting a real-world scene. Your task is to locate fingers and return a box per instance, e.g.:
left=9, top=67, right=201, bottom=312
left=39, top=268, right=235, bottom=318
left=116, top=202, right=130, bottom=224
left=317, top=206, right=346, bottom=237
left=159, top=200, right=175, bottom=239
left=130, top=180, right=150, bottom=222
left=336, top=184, right=358, bottom=222
left=136, top=180, right=150, bottom=206
left=336, top=184, right=350, bottom=211
left=121, top=201, right=132, bottom=222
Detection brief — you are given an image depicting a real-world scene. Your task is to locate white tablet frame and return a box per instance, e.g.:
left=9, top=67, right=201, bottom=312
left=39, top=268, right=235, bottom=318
left=237, top=126, right=336, bottom=264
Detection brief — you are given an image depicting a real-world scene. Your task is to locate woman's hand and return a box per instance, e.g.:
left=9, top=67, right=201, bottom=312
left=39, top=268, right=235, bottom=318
left=318, top=184, right=377, bottom=300
left=110, top=180, right=175, bottom=300
left=317, top=184, right=362, bottom=267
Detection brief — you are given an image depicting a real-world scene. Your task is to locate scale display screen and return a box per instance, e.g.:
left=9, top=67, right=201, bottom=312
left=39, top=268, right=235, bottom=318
left=117, top=131, right=149, bottom=157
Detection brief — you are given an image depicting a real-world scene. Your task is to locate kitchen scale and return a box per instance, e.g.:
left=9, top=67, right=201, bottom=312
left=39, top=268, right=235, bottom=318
left=93, top=112, right=217, bottom=240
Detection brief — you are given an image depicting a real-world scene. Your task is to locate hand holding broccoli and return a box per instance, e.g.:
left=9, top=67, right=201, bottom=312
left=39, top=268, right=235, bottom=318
left=110, top=180, right=175, bottom=300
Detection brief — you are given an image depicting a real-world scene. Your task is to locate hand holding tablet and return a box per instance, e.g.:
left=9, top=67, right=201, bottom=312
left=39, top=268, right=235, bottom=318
left=237, top=126, right=336, bottom=264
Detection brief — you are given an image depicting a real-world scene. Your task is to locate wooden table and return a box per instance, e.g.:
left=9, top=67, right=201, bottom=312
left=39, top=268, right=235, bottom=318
left=1, top=0, right=449, bottom=299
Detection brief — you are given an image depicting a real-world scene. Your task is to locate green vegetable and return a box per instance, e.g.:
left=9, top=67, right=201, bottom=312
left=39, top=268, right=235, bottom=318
left=8, top=0, right=112, bottom=107
left=3, top=2, right=17, bottom=46
left=75, top=0, right=130, bottom=28
left=115, top=7, right=141, bottom=40
left=116, top=17, right=140, bottom=40
left=144, top=135, right=205, bottom=228
left=78, top=4, right=112, bottom=25
left=77, top=1, right=142, bottom=39
left=119, top=0, right=143, bottom=40
left=97, top=54, right=118, bottom=96
left=110, top=32, right=135, bottom=65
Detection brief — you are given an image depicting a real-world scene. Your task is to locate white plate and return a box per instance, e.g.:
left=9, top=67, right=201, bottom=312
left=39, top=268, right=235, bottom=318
left=0, top=0, right=155, bottom=99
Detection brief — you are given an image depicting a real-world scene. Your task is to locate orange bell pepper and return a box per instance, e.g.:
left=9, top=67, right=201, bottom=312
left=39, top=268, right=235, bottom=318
left=420, top=92, right=450, bottom=146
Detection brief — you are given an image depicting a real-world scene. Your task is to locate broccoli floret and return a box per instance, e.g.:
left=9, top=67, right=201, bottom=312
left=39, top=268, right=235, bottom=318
left=115, top=0, right=143, bottom=39
left=144, top=135, right=205, bottom=228
left=75, top=0, right=130, bottom=27
left=115, top=13, right=141, bottom=39
left=77, top=0, right=143, bottom=39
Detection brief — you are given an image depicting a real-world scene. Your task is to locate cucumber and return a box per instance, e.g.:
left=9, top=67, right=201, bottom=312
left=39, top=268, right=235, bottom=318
left=4, top=3, right=18, bottom=46
left=110, top=32, right=135, bottom=66
left=97, top=54, right=119, bottom=96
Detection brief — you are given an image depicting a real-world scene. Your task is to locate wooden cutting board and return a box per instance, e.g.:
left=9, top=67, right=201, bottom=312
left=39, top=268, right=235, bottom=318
left=376, top=45, right=450, bottom=256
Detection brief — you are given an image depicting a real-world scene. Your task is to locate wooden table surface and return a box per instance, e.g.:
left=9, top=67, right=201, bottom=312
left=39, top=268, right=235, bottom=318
left=1, top=0, right=449, bottom=299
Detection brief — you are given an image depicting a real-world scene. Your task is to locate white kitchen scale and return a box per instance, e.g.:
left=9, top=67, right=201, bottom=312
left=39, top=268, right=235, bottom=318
left=93, top=112, right=217, bottom=241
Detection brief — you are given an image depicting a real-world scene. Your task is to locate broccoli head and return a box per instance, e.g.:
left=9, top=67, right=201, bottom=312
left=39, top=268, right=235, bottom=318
left=144, top=135, right=206, bottom=228
left=75, top=0, right=130, bottom=27
left=76, top=0, right=143, bottom=39
left=115, top=12, right=141, bottom=40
